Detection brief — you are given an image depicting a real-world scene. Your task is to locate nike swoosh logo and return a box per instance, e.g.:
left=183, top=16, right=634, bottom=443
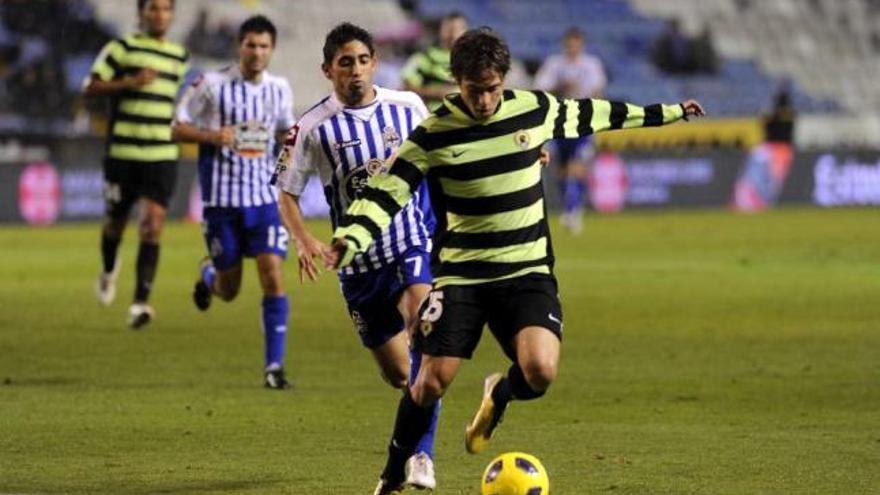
left=548, top=313, right=562, bottom=325
left=452, top=149, right=466, bottom=158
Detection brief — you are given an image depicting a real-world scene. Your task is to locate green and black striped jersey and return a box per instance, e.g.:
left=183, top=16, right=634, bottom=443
left=334, top=89, right=685, bottom=287
left=401, top=46, right=453, bottom=109
left=90, top=33, right=189, bottom=164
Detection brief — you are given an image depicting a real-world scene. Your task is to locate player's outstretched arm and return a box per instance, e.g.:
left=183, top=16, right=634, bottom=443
left=279, top=192, right=328, bottom=283
left=552, top=93, right=707, bottom=139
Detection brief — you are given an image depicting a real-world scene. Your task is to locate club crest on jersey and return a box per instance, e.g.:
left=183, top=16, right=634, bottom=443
left=382, top=126, right=401, bottom=149
left=366, top=158, right=385, bottom=176
left=514, top=130, right=531, bottom=150
left=233, top=120, right=271, bottom=158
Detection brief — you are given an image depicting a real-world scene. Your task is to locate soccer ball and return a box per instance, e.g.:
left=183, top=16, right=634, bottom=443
left=480, top=452, right=550, bottom=495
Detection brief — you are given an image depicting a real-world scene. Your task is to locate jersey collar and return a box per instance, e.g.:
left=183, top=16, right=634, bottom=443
left=332, top=85, right=383, bottom=121
left=443, top=90, right=516, bottom=122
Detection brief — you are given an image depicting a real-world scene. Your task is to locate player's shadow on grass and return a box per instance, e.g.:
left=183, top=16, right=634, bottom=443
left=123, top=479, right=282, bottom=494
left=2, top=376, right=81, bottom=387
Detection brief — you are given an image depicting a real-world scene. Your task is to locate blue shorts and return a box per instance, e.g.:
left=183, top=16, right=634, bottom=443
left=340, top=246, right=433, bottom=349
left=202, top=204, right=288, bottom=270
left=552, top=136, right=594, bottom=168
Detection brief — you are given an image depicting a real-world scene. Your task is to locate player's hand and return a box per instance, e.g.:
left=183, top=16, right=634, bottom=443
left=321, top=238, right=347, bottom=270
left=127, top=68, right=158, bottom=88
left=539, top=147, right=551, bottom=167
left=681, top=99, right=706, bottom=120
left=213, top=126, right=235, bottom=148
left=295, top=234, right=328, bottom=283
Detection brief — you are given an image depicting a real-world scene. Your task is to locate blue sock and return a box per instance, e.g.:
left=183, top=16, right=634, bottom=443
left=410, top=349, right=440, bottom=459
left=262, top=295, right=288, bottom=369
left=200, top=263, right=216, bottom=290
left=563, top=177, right=582, bottom=214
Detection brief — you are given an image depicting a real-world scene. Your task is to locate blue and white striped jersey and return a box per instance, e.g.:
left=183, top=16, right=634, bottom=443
left=277, top=86, right=434, bottom=277
left=176, top=65, right=295, bottom=208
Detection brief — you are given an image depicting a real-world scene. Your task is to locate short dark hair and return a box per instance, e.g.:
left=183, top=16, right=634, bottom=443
left=450, top=28, right=510, bottom=81
left=563, top=26, right=584, bottom=41
left=323, top=22, right=375, bottom=65
left=137, top=0, right=173, bottom=11
left=441, top=11, right=467, bottom=23
left=239, top=15, right=277, bottom=45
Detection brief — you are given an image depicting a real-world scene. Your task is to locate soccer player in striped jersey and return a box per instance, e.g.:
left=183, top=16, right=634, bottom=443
left=172, top=16, right=295, bottom=389
left=273, top=23, right=440, bottom=492
left=86, top=0, right=188, bottom=329
left=401, top=12, right=468, bottom=110
left=325, top=28, right=706, bottom=491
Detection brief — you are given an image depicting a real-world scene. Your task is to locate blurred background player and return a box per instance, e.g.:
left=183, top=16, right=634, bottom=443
left=325, top=27, right=705, bottom=492
left=401, top=11, right=468, bottom=110
left=86, top=0, right=189, bottom=328
left=274, top=22, right=440, bottom=491
left=172, top=15, right=295, bottom=389
left=535, top=26, right=607, bottom=233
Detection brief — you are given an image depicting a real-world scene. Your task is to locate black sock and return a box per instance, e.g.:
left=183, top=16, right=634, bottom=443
left=507, top=363, right=545, bottom=401
left=134, top=242, right=159, bottom=303
left=101, top=233, right=121, bottom=274
left=381, top=391, right=436, bottom=483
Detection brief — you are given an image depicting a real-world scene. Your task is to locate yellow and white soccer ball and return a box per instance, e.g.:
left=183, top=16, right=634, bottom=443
left=480, top=452, right=550, bottom=495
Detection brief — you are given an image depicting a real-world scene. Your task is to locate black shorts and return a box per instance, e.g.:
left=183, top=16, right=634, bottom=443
left=103, top=158, right=178, bottom=219
left=415, top=273, right=563, bottom=360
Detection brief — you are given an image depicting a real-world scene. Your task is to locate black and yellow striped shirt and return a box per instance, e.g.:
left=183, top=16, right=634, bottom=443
left=401, top=46, right=453, bottom=109
left=334, top=89, right=685, bottom=287
left=90, top=33, right=189, bottom=163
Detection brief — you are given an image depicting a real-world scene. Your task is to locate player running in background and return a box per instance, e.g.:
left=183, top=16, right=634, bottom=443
left=535, top=27, right=608, bottom=233
left=401, top=11, right=468, bottom=110
left=273, top=23, right=440, bottom=491
left=172, top=16, right=295, bottom=389
left=86, top=0, right=188, bottom=328
left=325, top=28, right=705, bottom=493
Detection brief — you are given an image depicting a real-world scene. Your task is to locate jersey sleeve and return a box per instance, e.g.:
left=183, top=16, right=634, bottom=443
left=89, top=39, right=126, bottom=82
left=174, top=74, right=212, bottom=127
left=276, top=124, right=319, bottom=197
left=277, top=79, right=296, bottom=131
left=542, top=90, right=685, bottom=140
left=332, top=125, right=432, bottom=267
left=412, top=96, right=430, bottom=123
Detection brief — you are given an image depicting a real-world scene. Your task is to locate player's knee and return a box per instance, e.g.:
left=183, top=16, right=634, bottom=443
left=412, top=373, right=447, bottom=405
left=215, top=281, right=240, bottom=301
left=381, top=368, right=409, bottom=390
left=522, top=358, right=558, bottom=393
left=138, top=218, right=163, bottom=242
left=259, top=274, right=284, bottom=296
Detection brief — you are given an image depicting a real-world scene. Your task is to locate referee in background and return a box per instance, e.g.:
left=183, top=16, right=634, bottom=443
left=85, top=0, right=188, bottom=329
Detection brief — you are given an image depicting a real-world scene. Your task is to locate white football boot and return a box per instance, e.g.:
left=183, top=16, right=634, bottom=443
left=405, top=451, right=436, bottom=490
left=127, top=303, right=155, bottom=329
left=95, top=257, right=121, bottom=306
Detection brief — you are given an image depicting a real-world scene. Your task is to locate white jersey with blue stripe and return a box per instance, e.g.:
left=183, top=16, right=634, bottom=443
left=175, top=65, right=295, bottom=208
left=277, top=86, right=434, bottom=277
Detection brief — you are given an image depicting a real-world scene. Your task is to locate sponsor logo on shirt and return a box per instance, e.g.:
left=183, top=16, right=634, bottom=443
left=234, top=120, right=271, bottom=158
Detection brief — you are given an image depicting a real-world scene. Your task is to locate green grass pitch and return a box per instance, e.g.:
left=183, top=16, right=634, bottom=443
left=1, top=208, right=878, bottom=494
